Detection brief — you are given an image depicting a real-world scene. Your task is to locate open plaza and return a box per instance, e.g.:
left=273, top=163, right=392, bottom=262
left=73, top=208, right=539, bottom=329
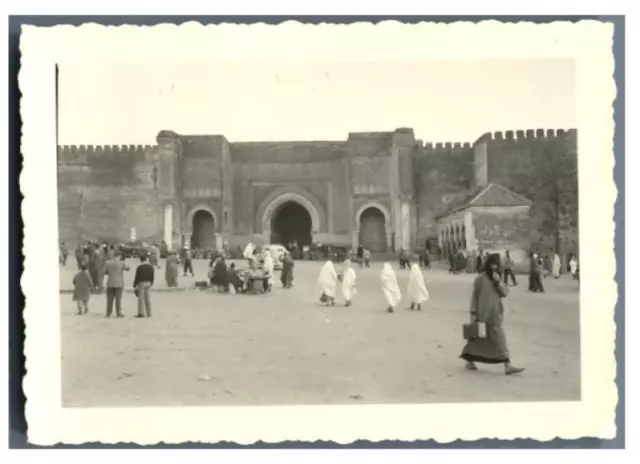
left=59, top=259, right=580, bottom=407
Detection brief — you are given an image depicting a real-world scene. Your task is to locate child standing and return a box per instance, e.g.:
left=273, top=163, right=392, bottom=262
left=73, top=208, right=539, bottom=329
left=72, top=264, right=93, bottom=315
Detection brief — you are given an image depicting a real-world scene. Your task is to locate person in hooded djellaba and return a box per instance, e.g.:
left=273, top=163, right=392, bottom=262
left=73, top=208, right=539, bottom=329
left=318, top=260, right=338, bottom=306
left=406, top=263, right=429, bottom=311
left=460, top=253, right=525, bottom=376
left=381, top=262, right=402, bottom=313
left=340, top=259, right=358, bottom=307
left=164, top=251, right=179, bottom=287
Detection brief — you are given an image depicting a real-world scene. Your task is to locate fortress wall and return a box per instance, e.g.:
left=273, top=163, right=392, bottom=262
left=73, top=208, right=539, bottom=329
left=57, top=145, right=161, bottom=246
left=476, top=129, right=579, bottom=251
left=413, top=142, right=475, bottom=246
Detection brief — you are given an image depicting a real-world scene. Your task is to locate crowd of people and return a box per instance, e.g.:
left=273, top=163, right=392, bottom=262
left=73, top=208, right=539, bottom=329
left=313, top=252, right=528, bottom=375
left=443, top=247, right=580, bottom=293
left=64, top=237, right=580, bottom=377
left=66, top=240, right=299, bottom=318
left=205, top=243, right=295, bottom=295
left=318, top=251, right=534, bottom=375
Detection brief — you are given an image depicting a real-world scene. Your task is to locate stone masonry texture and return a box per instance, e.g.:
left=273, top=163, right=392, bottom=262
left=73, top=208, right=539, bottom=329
left=57, top=128, right=578, bottom=255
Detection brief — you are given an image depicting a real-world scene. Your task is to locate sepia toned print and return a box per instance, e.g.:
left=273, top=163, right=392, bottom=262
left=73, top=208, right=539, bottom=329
left=21, top=21, right=616, bottom=444
left=57, top=124, right=580, bottom=406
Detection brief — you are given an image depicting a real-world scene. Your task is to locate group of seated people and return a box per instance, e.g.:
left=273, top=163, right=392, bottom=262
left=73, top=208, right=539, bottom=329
left=207, top=254, right=271, bottom=295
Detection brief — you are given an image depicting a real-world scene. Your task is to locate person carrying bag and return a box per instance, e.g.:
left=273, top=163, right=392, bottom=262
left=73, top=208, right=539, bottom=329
left=459, top=253, right=525, bottom=376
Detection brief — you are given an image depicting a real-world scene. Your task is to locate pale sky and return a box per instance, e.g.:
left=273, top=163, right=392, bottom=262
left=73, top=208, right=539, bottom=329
left=58, top=60, right=576, bottom=145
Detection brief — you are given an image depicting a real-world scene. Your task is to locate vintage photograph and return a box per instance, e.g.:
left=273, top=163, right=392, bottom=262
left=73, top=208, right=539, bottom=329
left=56, top=59, right=580, bottom=407
left=20, top=21, right=616, bottom=444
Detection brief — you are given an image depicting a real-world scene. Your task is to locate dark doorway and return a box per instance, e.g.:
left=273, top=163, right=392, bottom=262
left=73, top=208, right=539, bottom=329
left=271, top=202, right=312, bottom=246
left=192, top=210, right=215, bottom=249
left=359, top=207, right=386, bottom=253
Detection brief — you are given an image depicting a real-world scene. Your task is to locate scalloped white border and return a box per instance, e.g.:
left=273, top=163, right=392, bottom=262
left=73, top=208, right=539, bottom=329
left=19, top=20, right=617, bottom=445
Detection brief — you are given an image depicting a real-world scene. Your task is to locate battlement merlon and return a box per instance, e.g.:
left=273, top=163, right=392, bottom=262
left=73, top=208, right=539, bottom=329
left=57, top=144, right=158, bottom=164
left=418, top=141, right=473, bottom=154
left=472, top=128, right=578, bottom=147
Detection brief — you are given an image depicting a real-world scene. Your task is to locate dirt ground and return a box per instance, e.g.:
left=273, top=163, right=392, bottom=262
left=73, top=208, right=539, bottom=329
left=59, top=259, right=581, bottom=407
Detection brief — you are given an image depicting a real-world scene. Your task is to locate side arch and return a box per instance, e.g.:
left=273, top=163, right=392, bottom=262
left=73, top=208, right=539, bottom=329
left=254, top=186, right=325, bottom=234
left=184, top=204, right=219, bottom=232
left=354, top=201, right=392, bottom=231
left=353, top=201, right=393, bottom=251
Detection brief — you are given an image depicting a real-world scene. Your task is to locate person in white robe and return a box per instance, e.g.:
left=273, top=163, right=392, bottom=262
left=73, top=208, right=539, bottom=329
left=407, top=263, right=429, bottom=311
left=569, top=256, right=579, bottom=279
left=381, top=262, right=402, bottom=313
left=263, top=251, right=275, bottom=291
left=551, top=252, right=561, bottom=279
left=243, top=243, right=256, bottom=262
left=341, top=259, right=358, bottom=307
left=318, top=260, right=338, bottom=306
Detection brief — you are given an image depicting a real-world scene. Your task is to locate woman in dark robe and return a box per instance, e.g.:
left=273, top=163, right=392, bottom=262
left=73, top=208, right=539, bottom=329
left=212, top=257, right=229, bottom=292
left=280, top=252, right=295, bottom=289
left=422, top=249, right=431, bottom=269
left=475, top=251, right=484, bottom=274
left=456, top=249, right=467, bottom=274
left=86, top=244, right=100, bottom=292
left=165, top=252, right=179, bottom=287
left=528, top=253, right=545, bottom=292
left=448, top=248, right=456, bottom=274
left=534, top=256, right=546, bottom=292
left=94, top=246, right=105, bottom=293
left=528, top=252, right=536, bottom=291
left=82, top=244, right=91, bottom=267
left=460, top=253, right=525, bottom=375
left=75, top=244, right=84, bottom=269
left=208, top=256, right=218, bottom=286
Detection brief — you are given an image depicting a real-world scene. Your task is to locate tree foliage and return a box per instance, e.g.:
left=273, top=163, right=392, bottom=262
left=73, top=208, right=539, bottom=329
left=534, top=137, right=579, bottom=251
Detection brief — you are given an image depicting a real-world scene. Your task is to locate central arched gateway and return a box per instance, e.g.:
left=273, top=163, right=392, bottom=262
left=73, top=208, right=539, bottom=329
left=271, top=201, right=312, bottom=246
left=257, top=189, right=322, bottom=246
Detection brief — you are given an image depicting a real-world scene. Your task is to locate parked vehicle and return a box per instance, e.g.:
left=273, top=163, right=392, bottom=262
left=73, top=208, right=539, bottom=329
left=119, top=240, right=153, bottom=259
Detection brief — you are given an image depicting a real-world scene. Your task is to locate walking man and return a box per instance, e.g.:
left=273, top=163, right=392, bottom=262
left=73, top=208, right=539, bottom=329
left=502, top=250, right=518, bottom=286
left=103, top=251, right=130, bottom=318
left=133, top=255, right=155, bottom=318
left=182, top=244, right=194, bottom=276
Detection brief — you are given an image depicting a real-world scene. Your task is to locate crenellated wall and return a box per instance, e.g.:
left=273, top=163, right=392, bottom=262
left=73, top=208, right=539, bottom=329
left=413, top=141, right=475, bottom=246
left=56, top=126, right=579, bottom=255
left=57, top=144, right=156, bottom=160
left=57, top=144, right=161, bottom=246
left=472, top=128, right=578, bottom=252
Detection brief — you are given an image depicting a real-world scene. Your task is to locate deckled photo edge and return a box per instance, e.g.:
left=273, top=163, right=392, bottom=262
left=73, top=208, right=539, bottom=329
left=19, top=20, right=618, bottom=445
